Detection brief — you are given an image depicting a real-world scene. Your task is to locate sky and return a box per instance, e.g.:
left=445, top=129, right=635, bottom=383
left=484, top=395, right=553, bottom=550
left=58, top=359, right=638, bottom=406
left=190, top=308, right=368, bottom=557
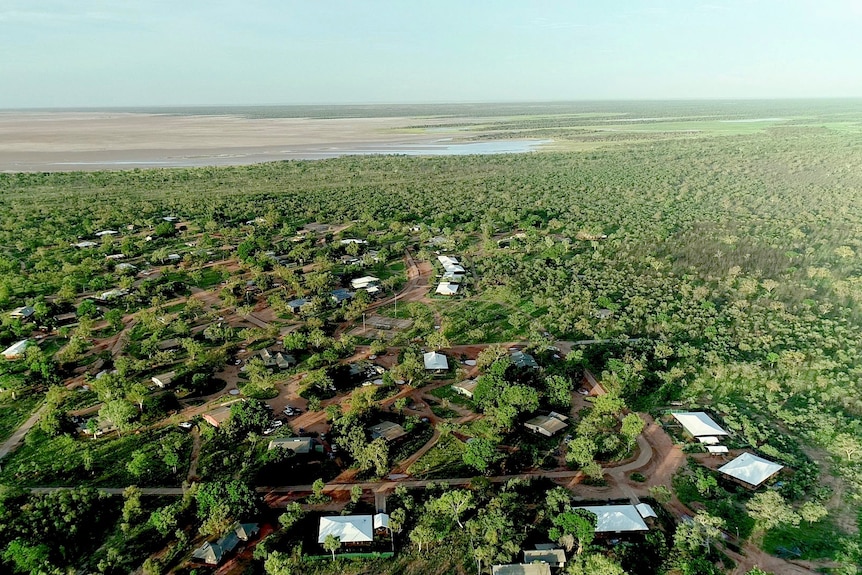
left=1, top=0, right=861, bottom=108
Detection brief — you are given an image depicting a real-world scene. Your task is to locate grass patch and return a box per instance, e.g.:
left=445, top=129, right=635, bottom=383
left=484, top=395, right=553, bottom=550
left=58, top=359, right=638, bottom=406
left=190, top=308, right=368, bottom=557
left=408, top=434, right=470, bottom=479
left=762, top=518, right=849, bottom=561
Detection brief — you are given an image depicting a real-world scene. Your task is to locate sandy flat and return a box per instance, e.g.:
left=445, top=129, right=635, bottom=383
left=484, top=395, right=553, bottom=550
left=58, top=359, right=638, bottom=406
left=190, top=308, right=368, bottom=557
left=0, top=112, right=473, bottom=172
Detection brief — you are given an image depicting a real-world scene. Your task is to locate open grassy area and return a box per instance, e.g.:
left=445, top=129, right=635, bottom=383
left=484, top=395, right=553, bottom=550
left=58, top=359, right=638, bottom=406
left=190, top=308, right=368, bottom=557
left=407, top=434, right=470, bottom=479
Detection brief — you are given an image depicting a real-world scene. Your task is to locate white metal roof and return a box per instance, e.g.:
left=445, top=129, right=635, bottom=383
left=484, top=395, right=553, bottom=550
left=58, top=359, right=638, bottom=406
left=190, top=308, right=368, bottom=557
left=436, top=282, right=459, bottom=296
left=437, top=255, right=460, bottom=265
left=718, top=452, right=783, bottom=486
left=373, top=513, right=390, bottom=530
left=351, top=276, right=379, bottom=289
left=635, top=503, right=657, bottom=519
left=672, top=412, right=728, bottom=437
left=2, top=339, right=30, bottom=358
left=698, top=436, right=720, bottom=445
left=318, top=515, right=374, bottom=543
left=707, top=446, right=729, bottom=454
left=424, top=351, right=449, bottom=370
left=575, top=505, right=649, bottom=533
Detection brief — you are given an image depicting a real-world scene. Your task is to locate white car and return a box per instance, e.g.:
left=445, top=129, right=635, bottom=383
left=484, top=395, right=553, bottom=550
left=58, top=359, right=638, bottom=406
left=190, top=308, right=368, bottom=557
left=178, top=421, right=193, bottom=430
left=271, top=420, right=284, bottom=428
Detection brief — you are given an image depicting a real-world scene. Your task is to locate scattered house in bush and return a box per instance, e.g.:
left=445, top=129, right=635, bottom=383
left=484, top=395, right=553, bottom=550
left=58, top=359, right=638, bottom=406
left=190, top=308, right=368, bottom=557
left=510, top=350, right=538, bottom=369
left=524, top=412, right=568, bottom=437
left=2, top=340, right=30, bottom=360
left=340, top=238, right=367, bottom=245
left=707, top=446, right=729, bottom=455
left=72, top=241, right=98, bottom=249
left=492, top=564, right=551, bottom=575
left=151, top=371, right=176, bottom=388
left=268, top=437, right=314, bottom=453
left=435, top=282, right=459, bottom=296
left=318, top=515, right=374, bottom=546
left=191, top=522, right=259, bottom=565
left=9, top=306, right=35, bottom=321
left=672, top=412, right=728, bottom=439
left=369, top=421, right=408, bottom=442
left=203, top=405, right=233, bottom=428
left=523, top=548, right=566, bottom=568
left=287, top=298, right=309, bottom=313
left=718, top=452, right=783, bottom=488
left=167, top=253, right=181, bottom=262
left=574, top=504, right=655, bottom=534
left=106, top=253, right=125, bottom=260
left=116, top=262, right=137, bottom=272
left=423, top=351, right=449, bottom=372
left=95, top=230, right=118, bottom=237
left=260, top=348, right=277, bottom=367
left=441, top=271, right=464, bottom=283
left=452, top=379, right=478, bottom=399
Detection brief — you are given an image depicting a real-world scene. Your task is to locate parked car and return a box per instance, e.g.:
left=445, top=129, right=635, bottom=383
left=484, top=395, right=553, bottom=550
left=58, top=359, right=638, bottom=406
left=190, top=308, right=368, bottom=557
left=178, top=421, right=194, bottom=430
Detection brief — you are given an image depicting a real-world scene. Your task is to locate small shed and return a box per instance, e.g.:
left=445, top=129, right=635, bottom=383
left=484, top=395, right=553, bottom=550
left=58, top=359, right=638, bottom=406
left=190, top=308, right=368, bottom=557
left=9, top=306, right=35, bottom=320
left=2, top=340, right=30, bottom=360
left=268, top=437, right=314, bottom=453
left=452, top=379, right=478, bottom=399
left=435, top=282, right=459, bottom=296
left=203, top=405, right=233, bottom=428
left=523, top=549, right=566, bottom=568
left=287, top=298, right=309, bottom=313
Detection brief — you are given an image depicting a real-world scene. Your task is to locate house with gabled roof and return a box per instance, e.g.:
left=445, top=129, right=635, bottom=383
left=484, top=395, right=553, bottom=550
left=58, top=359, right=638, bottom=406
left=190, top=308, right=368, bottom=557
left=718, top=452, right=783, bottom=488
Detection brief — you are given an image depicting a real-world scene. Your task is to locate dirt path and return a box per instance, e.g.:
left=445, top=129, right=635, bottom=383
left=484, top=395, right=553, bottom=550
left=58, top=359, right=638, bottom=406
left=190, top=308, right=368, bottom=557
left=0, top=404, right=46, bottom=461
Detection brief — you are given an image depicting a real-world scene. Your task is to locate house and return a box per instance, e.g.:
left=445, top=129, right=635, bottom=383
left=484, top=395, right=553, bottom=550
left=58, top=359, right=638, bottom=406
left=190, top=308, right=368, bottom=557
left=524, top=412, right=568, bottom=437
left=191, top=523, right=259, bottom=565
left=442, top=271, right=464, bottom=283
left=268, top=437, right=314, bottom=453
left=72, top=241, right=98, bottom=248
left=331, top=289, right=355, bottom=304
left=157, top=338, right=180, bottom=351
left=9, top=306, right=35, bottom=320
left=452, top=379, right=478, bottom=399
left=574, top=504, right=655, bottom=533
left=718, top=452, right=783, bottom=488
left=106, top=253, right=125, bottom=260
left=523, top=549, right=566, bottom=568
left=672, top=412, right=728, bottom=438
left=2, top=340, right=30, bottom=360
left=166, top=254, right=181, bottom=262
left=99, top=288, right=129, bottom=301
left=275, top=353, right=296, bottom=369
left=369, top=421, right=408, bottom=442
left=510, top=350, right=538, bottom=369
left=340, top=238, right=367, bottom=245
left=318, top=515, right=374, bottom=545
left=115, top=263, right=137, bottom=272
left=287, top=298, right=309, bottom=313
left=95, top=230, right=118, bottom=237
left=435, top=282, right=459, bottom=296
left=423, top=351, right=449, bottom=371
left=707, top=446, right=729, bottom=455
left=350, top=276, right=380, bottom=290
left=491, top=564, right=551, bottom=575
left=54, top=312, right=78, bottom=325
left=203, top=405, right=233, bottom=428
left=151, top=371, right=176, bottom=388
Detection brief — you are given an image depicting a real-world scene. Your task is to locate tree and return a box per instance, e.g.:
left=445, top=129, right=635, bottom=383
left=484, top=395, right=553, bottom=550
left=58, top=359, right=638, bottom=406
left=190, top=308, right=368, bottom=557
left=278, top=502, right=304, bottom=530
left=566, top=553, right=628, bottom=575
left=2, top=539, right=53, bottom=574
left=264, top=551, right=293, bottom=575
left=549, top=509, right=596, bottom=554
left=463, top=438, right=501, bottom=474
left=566, top=436, right=598, bottom=467
left=127, top=449, right=157, bottom=481
left=99, top=399, right=138, bottom=435
left=227, top=399, right=272, bottom=438
left=799, top=501, right=828, bottom=525
left=545, top=374, right=573, bottom=408
left=323, top=533, right=341, bottom=560
left=620, top=413, right=644, bottom=445
left=350, top=485, right=363, bottom=504
left=409, top=522, right=437, bottom=553
left=427, top=489, right=475, bottom=529
left=747, top=491, right=800, bottom=532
